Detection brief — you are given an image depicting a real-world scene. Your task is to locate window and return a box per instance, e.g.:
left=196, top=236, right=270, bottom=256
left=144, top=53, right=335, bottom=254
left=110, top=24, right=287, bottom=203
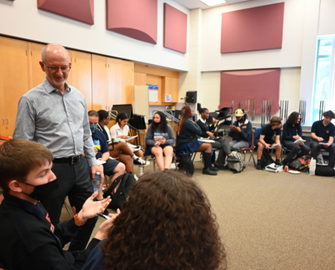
left=312, top=36, right=335, bottom=123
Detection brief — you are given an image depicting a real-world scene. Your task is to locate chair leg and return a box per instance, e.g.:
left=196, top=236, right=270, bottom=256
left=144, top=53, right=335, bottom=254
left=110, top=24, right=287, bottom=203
left=153, top=157, right=156, bottom=171
left=192, top=152, right=197, bottom=162
left=249, top=150, right=256, bottom=167
left=64, top=199, right=74, bottom=218
left=243, top=151, right=246, bottom=162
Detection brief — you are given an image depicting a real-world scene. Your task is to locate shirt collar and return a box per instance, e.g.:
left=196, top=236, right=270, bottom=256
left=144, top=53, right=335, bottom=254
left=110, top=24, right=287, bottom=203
left=42, top=77, right=71, bottom=94
left=2, top=193, right=45, bottom=219
left=199, top=118, right=206, bottom=124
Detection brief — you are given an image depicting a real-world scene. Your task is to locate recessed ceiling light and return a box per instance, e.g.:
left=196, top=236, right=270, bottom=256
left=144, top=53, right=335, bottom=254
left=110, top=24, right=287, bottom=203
left=201, top=0, right=227, bottom=6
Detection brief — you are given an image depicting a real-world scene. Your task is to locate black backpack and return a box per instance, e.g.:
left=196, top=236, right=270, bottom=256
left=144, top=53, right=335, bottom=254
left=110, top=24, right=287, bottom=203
left=178, top=153, right=194, bottom=176
left=103, top=173, right=136, bottom=210
left=260, top=149, right=275, bottom=169
left=315, top=166, right=335, bottom=176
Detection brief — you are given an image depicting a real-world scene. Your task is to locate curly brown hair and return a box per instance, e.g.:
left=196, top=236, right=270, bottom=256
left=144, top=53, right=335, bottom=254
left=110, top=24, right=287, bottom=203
left=102, top=170, right=227, bottom=270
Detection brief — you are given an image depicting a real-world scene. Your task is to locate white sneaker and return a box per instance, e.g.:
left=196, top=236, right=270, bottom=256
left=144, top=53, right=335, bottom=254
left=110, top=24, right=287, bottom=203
left=316, top=154, right=327, bottom=166
left=138, top=166, right=144, bottom=176
left=134, top=157, right=150, bottom=166
left=134, top=174, right=139, bottom=181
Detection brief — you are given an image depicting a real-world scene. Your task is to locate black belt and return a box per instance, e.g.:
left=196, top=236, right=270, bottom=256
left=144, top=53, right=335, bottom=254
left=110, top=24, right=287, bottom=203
left=53, top=155, right=81, bottom=165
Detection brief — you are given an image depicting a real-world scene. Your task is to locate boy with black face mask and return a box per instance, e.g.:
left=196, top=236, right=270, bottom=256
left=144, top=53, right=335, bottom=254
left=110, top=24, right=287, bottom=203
left=0, top=139, right=119, bottom=270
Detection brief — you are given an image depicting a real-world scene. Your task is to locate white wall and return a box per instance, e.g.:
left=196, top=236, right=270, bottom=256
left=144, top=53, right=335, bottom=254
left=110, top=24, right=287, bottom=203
left=0, top=0, right=189, bottom=71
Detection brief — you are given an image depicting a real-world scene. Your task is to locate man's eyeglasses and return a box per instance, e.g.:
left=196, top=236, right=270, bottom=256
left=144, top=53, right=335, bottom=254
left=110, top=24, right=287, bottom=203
left=43, top=62, right=71, bottom=72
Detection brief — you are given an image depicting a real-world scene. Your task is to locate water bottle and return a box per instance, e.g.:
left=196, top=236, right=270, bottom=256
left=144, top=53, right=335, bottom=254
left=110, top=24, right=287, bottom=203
left=93, top=172, right=101, bottom=192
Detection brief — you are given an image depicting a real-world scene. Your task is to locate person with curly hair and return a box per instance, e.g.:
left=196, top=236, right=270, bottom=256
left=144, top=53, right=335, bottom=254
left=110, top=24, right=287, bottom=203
left=82, top=170, right=227, bottom=270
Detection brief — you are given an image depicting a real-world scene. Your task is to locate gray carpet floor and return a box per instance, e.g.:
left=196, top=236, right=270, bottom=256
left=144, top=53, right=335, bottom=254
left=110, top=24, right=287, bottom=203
left=61, top=153, right=335, bottom=269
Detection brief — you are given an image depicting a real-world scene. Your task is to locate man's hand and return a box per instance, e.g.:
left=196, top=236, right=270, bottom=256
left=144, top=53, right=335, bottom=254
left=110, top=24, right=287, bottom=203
left=293, top=135, right=300, bottom=140
left=265, top=144, right=271, bottom=150
left=94, top=209, right=121, bottom=240
left=77, top=193, right=112, bottom=222
left=91, top=164, right=104, bottom=181
left=317, top=137, right=324, bottom=142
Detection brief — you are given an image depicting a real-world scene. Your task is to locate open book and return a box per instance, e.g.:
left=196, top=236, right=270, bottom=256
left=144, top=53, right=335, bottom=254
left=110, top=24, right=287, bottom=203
left=271, top=143, right=280, bottom=149
left=294, top=138, right=306, bottom=144
left=125, top=135, right=137, bottom=142
left=319, top=142, right=329, bottom=145
left=198, top=138, right=216, bottom=143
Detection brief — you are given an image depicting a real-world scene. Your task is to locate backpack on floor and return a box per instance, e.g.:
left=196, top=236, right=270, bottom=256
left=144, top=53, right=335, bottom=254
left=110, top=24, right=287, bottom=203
left=178, top=153, right=194, bottom=176
left=315, top=165, right=335, bottom=176
left=288, top=155, right=311, bottom=172
left=104, top=172, right=136, bottom=210
left=227, top=150, right=244, bottom=173
left=260, top=149, right=275, bottom=169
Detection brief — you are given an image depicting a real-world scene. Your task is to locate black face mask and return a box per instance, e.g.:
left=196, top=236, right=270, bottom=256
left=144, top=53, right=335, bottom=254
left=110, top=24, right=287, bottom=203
left=19, top=179, right=59, bottom=201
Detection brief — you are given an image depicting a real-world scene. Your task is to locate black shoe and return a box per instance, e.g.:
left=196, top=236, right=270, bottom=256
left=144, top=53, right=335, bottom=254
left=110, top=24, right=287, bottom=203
left=215, top=164, right=229, bottom=170
left=227, top=156, right=240, bottom=163
left=203, top=168, right=217, bottom=175
left=275, top=161, right=282, bottom=166
left=210, top=166, right=219, bottom=171
left=256, top=163, right=262, bottom=170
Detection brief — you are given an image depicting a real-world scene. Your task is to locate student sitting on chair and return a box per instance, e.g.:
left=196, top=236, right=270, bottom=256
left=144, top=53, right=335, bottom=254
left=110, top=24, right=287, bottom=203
left=256, top=116, right=283, bottom=170
left=0, top=139, right=115, bottom=270
left=89, top=110, right=126, bottom=186
left=197, top=106, right=239, bottom=170
left=176, top=106, right=217, bottom=175
left=281, top=112, right=309, bottom=166
left=310, top=110, right=335, bottom=167
left=144, top=111, right=175, bottom=171
left=229, top=109, right=252, bottom=150
left=97, top=110, right=148, bottom=176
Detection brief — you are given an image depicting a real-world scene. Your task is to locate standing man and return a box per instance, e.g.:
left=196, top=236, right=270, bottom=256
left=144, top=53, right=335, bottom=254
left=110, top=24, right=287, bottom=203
left=13, top=43, right=103, bottom=251
left=310, top=110, right=335, bottom=167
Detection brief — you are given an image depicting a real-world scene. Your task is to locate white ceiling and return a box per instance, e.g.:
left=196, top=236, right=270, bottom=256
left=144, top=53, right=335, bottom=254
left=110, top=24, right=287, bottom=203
left=173, top=0, right=253, bottom=10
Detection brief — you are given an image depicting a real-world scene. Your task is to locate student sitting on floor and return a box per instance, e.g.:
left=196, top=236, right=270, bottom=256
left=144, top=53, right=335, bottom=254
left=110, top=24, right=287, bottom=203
left=88, top=110, right=126, bottom=185
left=144, top=111, right=175, bottom=171
left=0, top=139, right=116, bottom=270
left=98, top=110, right=149, bottom=176
left=197, top=106, right=239, bottom=170
left=176, top=106, right=217, bottom=175
left=281, top=111, right=309, bottom=166
left=310, top=110, right=335, bottom=167
left=229, top=109, right=252, bottom=150
left=82, top=170, right=227, bottom=270
left=256, top=116, right=282, bottom=170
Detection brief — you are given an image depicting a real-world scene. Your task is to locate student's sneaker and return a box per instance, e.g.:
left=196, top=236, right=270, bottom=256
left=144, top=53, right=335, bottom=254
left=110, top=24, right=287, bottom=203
left=275, top=161, right=282, bottom=166
left=256, top=163, right=262, bottom=170
left=134, top=174, right=139, bottom=181
left=202, top=168, right=217, bottom=175
left=316, top=154, right=327, bottom=166
left=138, top=166, right=144, bottom=176
left=227, top=155, right=240, bottom=163
left=134, top=158, right=150, bottom=166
